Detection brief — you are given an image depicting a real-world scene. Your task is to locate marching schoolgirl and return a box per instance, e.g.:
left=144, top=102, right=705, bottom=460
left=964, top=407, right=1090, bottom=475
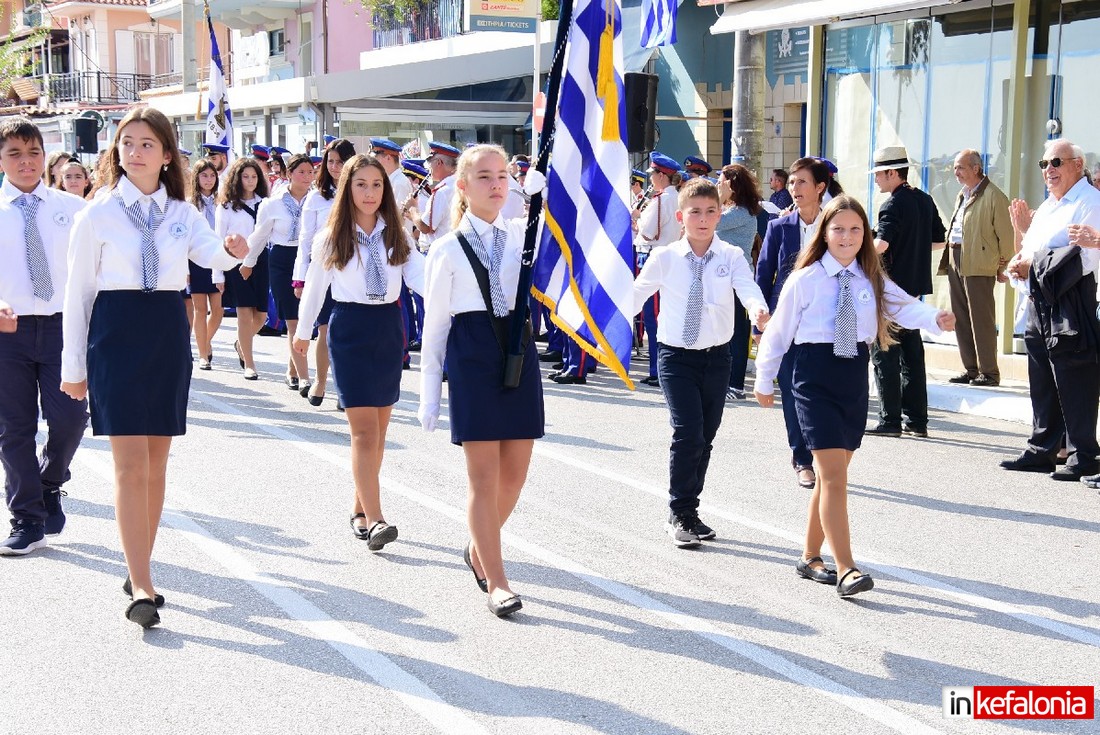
left=754, top=195, right=954, bottom=598
left=418, top=144, right=544, bottom=618
left=55, top=159, right=92, bottom=198
left=294, top=154, right=424, bottom=547
left=217, top=157, right=270, bottom=380
left=242, top=153, right=313, bottom=392
left=291, top=138, right=356, bottom=406
left=60, top=107, right=248, bottom=628
left=187, top=159, right=224, bottom=370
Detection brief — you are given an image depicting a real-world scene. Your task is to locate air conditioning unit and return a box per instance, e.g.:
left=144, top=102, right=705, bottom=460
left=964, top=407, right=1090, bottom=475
left=17, top=5, right=44, bottom=28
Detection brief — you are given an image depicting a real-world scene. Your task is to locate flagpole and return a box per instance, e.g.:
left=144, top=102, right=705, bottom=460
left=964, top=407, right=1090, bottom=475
left=503, top=0, right=575, bottom=388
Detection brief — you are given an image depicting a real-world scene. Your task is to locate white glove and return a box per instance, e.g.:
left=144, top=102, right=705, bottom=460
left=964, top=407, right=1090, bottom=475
left=523, top=169, right=547, bottom=197
left=418, top=402, right=439, bottom=432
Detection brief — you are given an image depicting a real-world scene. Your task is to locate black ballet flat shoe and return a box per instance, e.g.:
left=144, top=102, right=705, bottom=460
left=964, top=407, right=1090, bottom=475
left=234, top=340, right=245, bottom=369
left=837, top=568, right=875, bottom=598
left=308, top=393, right=324, bottom=407
left=463, top=542, right=488, bottom=593
left=795, top=556, right=837, bottom=585
left=125, top=598, right=160, bottom=629
left=123, top=576, right=165, bottom=608
left=349, top=513, right=370, bottom=540
left=488, top=594, right=523, bottom=618
left=298, top=382, right=312, bottom=399
left=365, top=520, right=398, bottom=551
left=285, top=375, right=300, bottom=391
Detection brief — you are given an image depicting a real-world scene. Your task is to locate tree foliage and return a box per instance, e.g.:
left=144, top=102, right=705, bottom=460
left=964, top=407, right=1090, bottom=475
left=0, top=8, right=49, bottom=98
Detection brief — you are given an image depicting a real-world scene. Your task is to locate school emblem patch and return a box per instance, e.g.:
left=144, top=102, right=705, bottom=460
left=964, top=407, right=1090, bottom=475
left=716, top=265, right=730, bottom=277
left=857, top=289, right=872, bottom=304
left=170, top=222, right=188, bottom=238
left=53, top=212, right=70, bottom=226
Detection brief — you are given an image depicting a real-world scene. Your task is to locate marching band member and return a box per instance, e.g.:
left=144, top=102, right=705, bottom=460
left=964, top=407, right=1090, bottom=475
left=201, top=143, right=229, bottom=174
left=405, top=141, right=460, bottom=253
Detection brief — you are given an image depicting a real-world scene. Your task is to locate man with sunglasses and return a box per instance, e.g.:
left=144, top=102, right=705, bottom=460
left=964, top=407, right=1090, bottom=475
left=1001, top=139, right=1100, bottom=481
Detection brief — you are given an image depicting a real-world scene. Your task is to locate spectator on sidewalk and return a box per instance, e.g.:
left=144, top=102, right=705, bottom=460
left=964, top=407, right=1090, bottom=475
left=942, top=149, right=1014, bottom=387
left=768, top=168, right=793, bottom=211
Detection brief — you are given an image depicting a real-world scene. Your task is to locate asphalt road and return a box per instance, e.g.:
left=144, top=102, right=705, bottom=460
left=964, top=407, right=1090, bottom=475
left=2, top=327, right=1097, bottom=735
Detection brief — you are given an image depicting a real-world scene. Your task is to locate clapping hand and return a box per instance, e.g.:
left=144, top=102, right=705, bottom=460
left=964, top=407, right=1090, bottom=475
left=1008, top=199, right=1033, bottom=236
left=1067, top=223, right=1100, bottom=249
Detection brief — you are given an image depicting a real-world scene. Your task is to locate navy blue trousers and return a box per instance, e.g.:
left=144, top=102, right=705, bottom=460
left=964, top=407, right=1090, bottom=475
left=658, top=341, right=731, bottom=515
left=727, top=297, right=750, bottom=390
left=0, top=315, right=88, bottom=524
left=778, top=350, right=813, bottom=468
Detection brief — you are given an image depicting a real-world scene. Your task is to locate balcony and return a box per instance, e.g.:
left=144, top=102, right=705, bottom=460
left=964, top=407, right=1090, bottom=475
left=372, top=0, right=463, bottom=49
left=35, top=72, right=157, bottom=105
left=147, top=0, right=300, bottom=29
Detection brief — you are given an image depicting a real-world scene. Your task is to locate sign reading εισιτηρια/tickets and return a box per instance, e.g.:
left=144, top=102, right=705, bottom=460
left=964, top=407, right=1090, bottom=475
left=465, top=0, right=538, bottom=33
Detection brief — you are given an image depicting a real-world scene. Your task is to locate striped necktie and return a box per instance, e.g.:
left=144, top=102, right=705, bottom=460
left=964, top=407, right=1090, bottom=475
left=282, top=193, right=302, bottom=241
left=201, top=195, right=216, bottom=229
left=464, top=224, right=509, bottom=316
left=681, top=251, right=713, bottom=346
left=358, top=230, right=387, bottom=300
left=16, top=193, right=53, bottom=301
left=116, top=194, right=165, bottom=290
left=834, top=269, right=858, bottom=358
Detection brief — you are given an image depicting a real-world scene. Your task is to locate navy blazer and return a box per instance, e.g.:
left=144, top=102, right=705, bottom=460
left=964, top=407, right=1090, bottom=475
left=754, top=210, right=803, bottom=314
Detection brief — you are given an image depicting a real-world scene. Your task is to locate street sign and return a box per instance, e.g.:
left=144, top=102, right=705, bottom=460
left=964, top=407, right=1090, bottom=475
left=533, top=91, right=547, bottom=134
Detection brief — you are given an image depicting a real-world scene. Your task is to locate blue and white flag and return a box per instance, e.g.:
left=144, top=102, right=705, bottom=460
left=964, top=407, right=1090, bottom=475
left=640, top=0, right=677, bottom=48
left=532, top=0, right=637, bottom=388
left=203, top=1, right=233, bottom=152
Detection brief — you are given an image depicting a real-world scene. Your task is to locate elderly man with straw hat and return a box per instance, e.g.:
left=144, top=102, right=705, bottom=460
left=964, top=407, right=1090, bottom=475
left=867, top=144, right=947, bottom=439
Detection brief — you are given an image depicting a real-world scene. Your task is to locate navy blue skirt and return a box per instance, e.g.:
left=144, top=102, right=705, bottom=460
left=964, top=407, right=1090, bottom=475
left=790, top=342, right=870, bottom=451
left=447, top=312, right=544, bottom=445
left=87, top=290, right=191, bottom=436
left=223, top=248, right=270, bottom=309
left=329, top=301, right=403, bottom=408
left=268, top=244, right=300, bottom=321
left=187, top=260, right=218, bottom=294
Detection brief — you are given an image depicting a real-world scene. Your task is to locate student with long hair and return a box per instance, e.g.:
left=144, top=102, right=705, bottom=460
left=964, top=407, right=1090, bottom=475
left=60, top=107, right=248, bottom=628
left=419, top=144, right=544, bottom=618
left=44, top=150, right=71, bottom=187
left=217, top=157, right=270, bottom=380
left=294, top=154, right=424, bottom=546
left=186, top=159, right=224, bottom=370
left=754, top=196, right=954, bottom=598
left=291, top=138, right=355, bottom=405
left=242, top=154, right=313, bottom=392
left=55, top=159, right=92, bottom=198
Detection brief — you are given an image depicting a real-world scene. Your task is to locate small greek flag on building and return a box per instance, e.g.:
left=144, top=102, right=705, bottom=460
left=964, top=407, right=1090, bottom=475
left=532, top=0, right=637, bottom=388
left=203, top=1, right=233, bottom=151
left=640, top=0, right=677, bottom=48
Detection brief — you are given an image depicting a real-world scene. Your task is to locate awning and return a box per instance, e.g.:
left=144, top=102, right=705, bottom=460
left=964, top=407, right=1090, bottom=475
left=710, top=0, right=939, bottom=35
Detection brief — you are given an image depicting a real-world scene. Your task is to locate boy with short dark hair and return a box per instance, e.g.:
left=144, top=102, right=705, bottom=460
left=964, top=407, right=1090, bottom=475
left=0, top=116, right=88, bottom=555
left=634, top=179, right=770, bottom=547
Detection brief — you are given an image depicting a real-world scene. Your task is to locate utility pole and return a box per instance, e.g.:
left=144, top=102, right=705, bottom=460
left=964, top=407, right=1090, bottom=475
left=730, top=30, right=765, bottom=175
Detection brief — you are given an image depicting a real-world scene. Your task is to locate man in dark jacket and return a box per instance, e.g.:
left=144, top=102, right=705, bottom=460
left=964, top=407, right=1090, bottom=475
left=867, top=145, right=946, bottom=438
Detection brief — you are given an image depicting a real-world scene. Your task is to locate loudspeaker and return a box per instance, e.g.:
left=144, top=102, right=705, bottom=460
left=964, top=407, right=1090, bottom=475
left=624, top=72, right=658, bottom=154
left=74, top=117, right=98, bottom=154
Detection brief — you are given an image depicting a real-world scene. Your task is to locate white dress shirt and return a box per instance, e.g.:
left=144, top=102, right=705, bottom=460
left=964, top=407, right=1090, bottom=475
left=214, top=196, right=264, bottom=240
left=419, top=175, right=456, bottom=251
left=0, top=179, right=86, bottom=316
left=419, top=212, right=530, bottom=413
left=62, top=176, right=241, bottom=382
left=948, top=180, right=982, bottom=245
left=389, top=168, right=413, bottom=211
left=243, top=190, right=307, bottom=267
left=754, top=252, right=944, bottom=395
left=633, top=235, right=767, bottom=350
left=292, top=189, right=335, bottom=282
left=634, top=188, right=680, bottom=252
left=1018, top=176, right=1100, bottom=280
left=295, top=220, right=425, bottom=341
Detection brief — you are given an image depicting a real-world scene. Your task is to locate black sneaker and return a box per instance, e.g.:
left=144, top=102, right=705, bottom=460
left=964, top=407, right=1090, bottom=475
left=690, top=514, right=716, bottom=540
left=902, top=425, right=928, bottom=438
left=0, top=520, right=47, bottom=556
left=947, top=372, right=977, bottom=384
left=865, top=423, right=902, bottom=438
left=666, top=513, right=701, bottom=548
left=43, top=488, right=67, bottom=537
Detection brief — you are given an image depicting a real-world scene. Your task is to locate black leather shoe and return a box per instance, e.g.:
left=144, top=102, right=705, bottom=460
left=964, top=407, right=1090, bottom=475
left=285, top=375, right=300, bottom=391
left=837, top=568, right=875, bottom=597
left=298, top=382, right=312, bottom=399
left=999, top=454, right=1056, bottom=473
left=123, top=577, right=165, bottom=608
left=365, top=521, right=398, bottom=551
left=794, top=465, right=816, bottom=489
left=407, top=340, right=421, bottom=352
left=488, top=594, right=523, bottom=618
left=125, top=598, right=160, bottom=629
left=640, top=376, right=661, bottom=387
left=948, top=372, right=977, bottom=384
left=969, top=374, right=1000, bottom=387
left=796, top=556, right=837, bottom=585
left=550, top=373, right=586, bottom=385
left=1051, top=466, right=1098, bottom=482
left=463, top=543, right=488, bottom=593
left=551, top=361, right=565, bottom=371
left=349, top=513, right=370, bottom=540
left=234, top=340, right=245, bottom=369
left=308, top=393, right=324, bottom=407
left=902, top=425, right=928, bottom=438
left=865, top=423, right=902, bottom=437
left=538, top=350, right=563, bottom=363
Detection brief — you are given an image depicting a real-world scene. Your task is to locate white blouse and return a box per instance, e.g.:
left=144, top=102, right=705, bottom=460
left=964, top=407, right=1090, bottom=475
left=294, top=219, right=425, bottom=341
left=419, top=212, right=531, bottom=412
left=62, top=176, right=240, bottom=382
left=292, top=188, right=335, bottom=282
left=754, top=251, right=943, bottom=395
left=243, top=190, right=307, bottom=267
left=214, top=196, right=264, bottom=242
left=194, top=195, right=224, bottom=285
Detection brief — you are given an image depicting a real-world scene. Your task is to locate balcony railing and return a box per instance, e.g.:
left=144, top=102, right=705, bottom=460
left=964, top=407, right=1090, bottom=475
left=372, top=0, right=463, bottom=49
left=38, top=72, right=157, bottom=104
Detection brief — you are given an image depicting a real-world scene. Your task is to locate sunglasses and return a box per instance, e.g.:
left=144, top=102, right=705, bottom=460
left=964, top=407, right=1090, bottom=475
left=1038, top=157, right=1077, bottom=170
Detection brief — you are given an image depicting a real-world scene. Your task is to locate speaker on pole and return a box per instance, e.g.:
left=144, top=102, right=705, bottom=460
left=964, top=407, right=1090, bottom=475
left=624, top=72, right=658, bottom=154
left=73, top=117, right=99, bottom=154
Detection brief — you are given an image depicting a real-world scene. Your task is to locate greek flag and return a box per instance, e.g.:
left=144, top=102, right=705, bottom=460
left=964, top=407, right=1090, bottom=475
left=203, top=1, right=233, bottom=150
left=532, top=0, right=636, bottom=388
left=640, top=0, right=677, bottom=48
